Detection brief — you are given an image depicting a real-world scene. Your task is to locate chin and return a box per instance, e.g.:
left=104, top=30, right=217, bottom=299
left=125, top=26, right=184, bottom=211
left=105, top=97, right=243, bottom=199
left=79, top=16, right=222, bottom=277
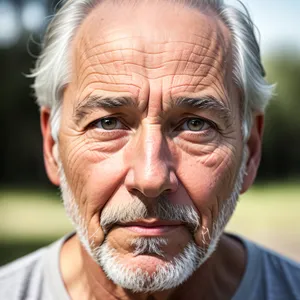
left=119, top=254, right=171, bottom=275
left=93, top=238, right=208, bottom=293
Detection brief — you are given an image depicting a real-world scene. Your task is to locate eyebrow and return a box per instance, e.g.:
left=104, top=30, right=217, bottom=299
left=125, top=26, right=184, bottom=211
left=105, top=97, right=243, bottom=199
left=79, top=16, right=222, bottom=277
left=73, top=95, right=136, bottom=124
left=172, top=96, right=232, bottom=126
left=73, top=94, right=232, bottom=127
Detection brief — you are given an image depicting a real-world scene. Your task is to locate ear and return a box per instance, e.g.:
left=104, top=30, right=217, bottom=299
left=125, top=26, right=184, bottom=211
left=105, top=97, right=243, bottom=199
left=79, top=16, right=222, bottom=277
left=240, top=114, right=264, bottom=194
left=40, top=107, right=60, bottom=186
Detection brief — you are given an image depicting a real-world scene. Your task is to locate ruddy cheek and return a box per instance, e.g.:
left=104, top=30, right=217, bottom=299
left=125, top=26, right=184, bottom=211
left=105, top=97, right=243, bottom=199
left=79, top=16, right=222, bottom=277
left=66, top=147, right=128, bottom=247
left=175, top=157, right=221, bottom=249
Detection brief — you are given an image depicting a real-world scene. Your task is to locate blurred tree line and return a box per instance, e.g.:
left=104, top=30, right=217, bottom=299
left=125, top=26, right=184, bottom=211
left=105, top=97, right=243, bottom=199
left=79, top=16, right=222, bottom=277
left=0, top=44, right=299, bottom=187
left=260, top=55, right=300, bottom=181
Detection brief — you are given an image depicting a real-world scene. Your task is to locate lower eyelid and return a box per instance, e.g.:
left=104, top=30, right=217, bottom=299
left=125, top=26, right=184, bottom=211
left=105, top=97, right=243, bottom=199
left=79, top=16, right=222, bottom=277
left=87, top=129, right=129, bottom=141
left=179, top=129, right=218, bottom=141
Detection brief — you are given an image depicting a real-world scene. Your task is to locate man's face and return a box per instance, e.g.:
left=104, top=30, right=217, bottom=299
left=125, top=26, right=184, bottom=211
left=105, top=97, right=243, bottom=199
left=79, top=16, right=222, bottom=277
left=56, top=1, right=245, bottom=291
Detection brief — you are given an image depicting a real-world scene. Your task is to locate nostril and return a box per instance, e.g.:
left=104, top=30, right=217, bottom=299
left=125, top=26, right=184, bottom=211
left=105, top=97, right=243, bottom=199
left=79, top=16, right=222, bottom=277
left=130, top=189, right=143, bottom=198
left=164, top=189, right=172, bottom=194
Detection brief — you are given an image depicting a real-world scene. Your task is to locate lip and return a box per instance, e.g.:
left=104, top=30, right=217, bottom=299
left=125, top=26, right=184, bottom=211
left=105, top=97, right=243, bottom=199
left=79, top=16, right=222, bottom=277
left=116, top=220, right=184, bottom=235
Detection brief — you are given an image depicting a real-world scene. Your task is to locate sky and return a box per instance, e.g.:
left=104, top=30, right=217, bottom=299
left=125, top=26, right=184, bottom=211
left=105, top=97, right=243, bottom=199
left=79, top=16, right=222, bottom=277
left=229, top=0, right=300, bottom=55
left=0, top=0, right=299, bottom=55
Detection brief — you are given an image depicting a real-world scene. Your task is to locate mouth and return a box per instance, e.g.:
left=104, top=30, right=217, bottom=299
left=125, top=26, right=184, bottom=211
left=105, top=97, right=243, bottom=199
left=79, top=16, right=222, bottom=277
left=116, top=220, right=184, bottom=236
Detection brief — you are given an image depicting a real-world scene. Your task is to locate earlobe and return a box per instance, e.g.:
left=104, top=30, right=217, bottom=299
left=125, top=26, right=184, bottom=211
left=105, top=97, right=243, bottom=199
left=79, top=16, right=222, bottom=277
left=241, top=114, right=264, bottom=194
left=40, top=107, right=60, bottom=186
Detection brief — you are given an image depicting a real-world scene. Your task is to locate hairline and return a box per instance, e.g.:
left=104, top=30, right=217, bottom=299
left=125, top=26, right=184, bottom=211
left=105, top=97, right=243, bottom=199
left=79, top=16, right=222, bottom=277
left=32, top=0, right=275, bottom=142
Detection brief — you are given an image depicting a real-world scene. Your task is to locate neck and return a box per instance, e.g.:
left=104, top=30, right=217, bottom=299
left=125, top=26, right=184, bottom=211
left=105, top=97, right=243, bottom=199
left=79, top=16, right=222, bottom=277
left=60, top=233, right=246, bottom=300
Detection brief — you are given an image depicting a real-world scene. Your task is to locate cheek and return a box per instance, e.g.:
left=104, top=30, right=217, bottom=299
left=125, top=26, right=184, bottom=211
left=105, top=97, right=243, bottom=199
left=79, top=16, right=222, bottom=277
left=176, top=148, right=240, bottom=246
left=61, top=141, right=128, bottom=245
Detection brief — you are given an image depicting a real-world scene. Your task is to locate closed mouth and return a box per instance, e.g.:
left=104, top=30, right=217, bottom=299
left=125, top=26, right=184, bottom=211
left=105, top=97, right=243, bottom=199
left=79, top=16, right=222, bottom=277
left=114, top=220, right=185, bottom=235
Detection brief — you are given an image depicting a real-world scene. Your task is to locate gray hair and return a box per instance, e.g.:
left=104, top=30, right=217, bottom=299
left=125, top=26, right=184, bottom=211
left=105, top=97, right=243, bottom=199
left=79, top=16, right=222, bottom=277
left=30, top=0, right=274, bottom=141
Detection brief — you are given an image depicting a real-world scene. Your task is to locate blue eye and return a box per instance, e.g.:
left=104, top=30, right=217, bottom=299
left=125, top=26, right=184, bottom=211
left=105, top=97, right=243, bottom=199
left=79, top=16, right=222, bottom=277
left=181, top=118, right=210, bottom=131
left=94, top=117, right=123, bottom=130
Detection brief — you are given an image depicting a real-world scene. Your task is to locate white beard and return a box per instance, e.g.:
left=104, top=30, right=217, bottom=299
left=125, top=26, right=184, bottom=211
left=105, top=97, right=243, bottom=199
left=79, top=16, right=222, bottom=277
left=58, top=148, right=248, bottom=292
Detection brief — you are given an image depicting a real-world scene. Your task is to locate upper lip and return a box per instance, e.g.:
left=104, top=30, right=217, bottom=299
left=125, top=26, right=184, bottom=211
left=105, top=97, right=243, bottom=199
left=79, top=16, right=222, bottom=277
left=117, top=220, right=183, bottom=227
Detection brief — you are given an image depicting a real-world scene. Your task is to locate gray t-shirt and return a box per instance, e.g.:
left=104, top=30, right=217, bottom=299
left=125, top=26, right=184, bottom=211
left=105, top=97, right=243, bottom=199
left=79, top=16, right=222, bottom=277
left=1, top=233, right=300, bottom=300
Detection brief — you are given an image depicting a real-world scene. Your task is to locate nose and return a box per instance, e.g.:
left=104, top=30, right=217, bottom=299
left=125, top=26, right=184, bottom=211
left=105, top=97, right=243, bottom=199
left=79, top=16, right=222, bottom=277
left=124, top=126, right=178, bottom=198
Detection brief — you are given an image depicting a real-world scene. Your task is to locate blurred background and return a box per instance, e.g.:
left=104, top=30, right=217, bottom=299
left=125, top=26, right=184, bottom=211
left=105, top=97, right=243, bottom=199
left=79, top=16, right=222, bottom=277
left=0, top=0, right=299, bottom=266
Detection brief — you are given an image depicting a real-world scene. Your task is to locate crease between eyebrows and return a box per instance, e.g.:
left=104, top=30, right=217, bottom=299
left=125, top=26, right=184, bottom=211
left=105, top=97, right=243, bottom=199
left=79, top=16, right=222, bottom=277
left=73, top=94, right=232, bottom=126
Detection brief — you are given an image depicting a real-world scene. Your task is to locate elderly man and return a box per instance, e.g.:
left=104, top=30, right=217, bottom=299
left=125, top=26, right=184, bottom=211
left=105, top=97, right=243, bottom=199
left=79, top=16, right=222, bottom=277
left=1, top=0, right=300, bottom=299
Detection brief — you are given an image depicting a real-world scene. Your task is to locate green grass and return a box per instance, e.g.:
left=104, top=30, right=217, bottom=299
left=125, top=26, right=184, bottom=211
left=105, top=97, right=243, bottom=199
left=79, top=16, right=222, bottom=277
left=0, top=183, right=299, bottom=265
left=0, top=189, right=71, bottom=242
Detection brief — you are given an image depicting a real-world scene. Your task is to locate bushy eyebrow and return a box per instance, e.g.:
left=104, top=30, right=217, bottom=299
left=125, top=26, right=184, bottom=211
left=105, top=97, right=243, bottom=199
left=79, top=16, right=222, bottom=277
left=73, top=94, right=232, bottom=127
left=172, top=96, right=232, bottom=126
left=73, top=95, right=136, bottom=124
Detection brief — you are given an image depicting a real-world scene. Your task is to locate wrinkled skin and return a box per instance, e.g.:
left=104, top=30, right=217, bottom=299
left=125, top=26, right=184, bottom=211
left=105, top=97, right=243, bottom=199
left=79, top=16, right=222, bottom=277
left=41, top=1, right=263, bottom=299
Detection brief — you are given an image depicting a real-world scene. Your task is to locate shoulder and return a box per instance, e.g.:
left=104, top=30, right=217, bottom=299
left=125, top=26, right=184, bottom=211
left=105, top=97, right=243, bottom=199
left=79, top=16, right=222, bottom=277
left=0, top=247, right=48, bottom=299
left=231, top=234, right=300, bottom=300
left=257, top=243, right=300, bottom=288
left=0, top=233, right=74, bottom=300
left=0, top=233, right=71, bottom=300
left=254, top=242, right=300, bottom=299
left=247, top=238, right=300, bottom=277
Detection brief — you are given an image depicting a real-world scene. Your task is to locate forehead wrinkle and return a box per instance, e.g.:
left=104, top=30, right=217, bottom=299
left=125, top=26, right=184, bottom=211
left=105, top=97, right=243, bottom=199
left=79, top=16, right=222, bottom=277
left=76, top=53, right=227, bottom=97
left=77, top=36, right=224, bottom=74
left=77, top=68, right=222, bottom=84
left=70, top=1, right=234, bottom=120
left=76, top=53, right=225, bottom=86
left=73, top=0, right=232, bottom=66
left=73, top=6, right=229, bottom=71
left=169, top=53, right=228, bottom=93
left=77, top=73, right=226, bottom=104
left=73, top=10, right=231, bottom=81
left=76, top=54, right=229, bottom=106
left=169, top=81, right=225, bottom=99
left=169, top=67, right=231, bottom=102
left=76, top=80, right=142, bottom=102
left=74, top=32, right=230, bottom=93
left=79, top=58, right=225, bottom=74
left=77, top=74, right=225, bottom=102
left=76, top=46, right=226, bottom=86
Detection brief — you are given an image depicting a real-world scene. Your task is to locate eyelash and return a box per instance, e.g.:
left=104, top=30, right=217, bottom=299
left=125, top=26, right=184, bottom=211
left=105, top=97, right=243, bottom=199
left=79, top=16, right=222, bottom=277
left=175, top=118, right=218, bottom=132
left=88, top=116, right=219, bottom=133
left=88, top=116, right=127, bottom=130
left=91, top=118, right=126, bottom=130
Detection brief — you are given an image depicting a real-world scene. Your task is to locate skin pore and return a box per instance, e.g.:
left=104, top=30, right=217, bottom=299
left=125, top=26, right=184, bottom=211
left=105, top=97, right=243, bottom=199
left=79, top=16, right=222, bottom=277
left=41, top=1, right=264, bottom=299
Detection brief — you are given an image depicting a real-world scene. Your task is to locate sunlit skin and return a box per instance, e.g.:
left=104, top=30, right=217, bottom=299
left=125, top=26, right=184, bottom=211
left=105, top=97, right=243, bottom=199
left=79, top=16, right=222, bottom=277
left=41, top=1, right=263, bottom=299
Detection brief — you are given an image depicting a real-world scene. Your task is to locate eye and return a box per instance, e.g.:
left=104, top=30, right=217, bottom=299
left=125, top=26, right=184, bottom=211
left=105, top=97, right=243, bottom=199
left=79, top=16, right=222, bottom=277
left=93, top=117, right=125, bottom=130
left=180, top=118, right=211, bottom=132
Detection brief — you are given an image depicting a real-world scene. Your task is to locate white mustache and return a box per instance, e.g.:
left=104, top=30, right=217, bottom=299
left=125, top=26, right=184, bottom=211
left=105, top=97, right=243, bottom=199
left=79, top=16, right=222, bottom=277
left=100, top=196, right=200, bottom=235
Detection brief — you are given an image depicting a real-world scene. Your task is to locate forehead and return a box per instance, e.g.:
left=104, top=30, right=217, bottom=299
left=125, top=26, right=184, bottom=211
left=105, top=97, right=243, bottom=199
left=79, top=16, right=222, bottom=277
left=70, top=1, right=233, bottom=104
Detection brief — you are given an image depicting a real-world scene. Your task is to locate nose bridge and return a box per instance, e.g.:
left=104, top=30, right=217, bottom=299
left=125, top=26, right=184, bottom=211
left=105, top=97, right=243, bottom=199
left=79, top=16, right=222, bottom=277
left=126, top=124, right=177, bottom=197
left=144, top=127, right=167, bottom=177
